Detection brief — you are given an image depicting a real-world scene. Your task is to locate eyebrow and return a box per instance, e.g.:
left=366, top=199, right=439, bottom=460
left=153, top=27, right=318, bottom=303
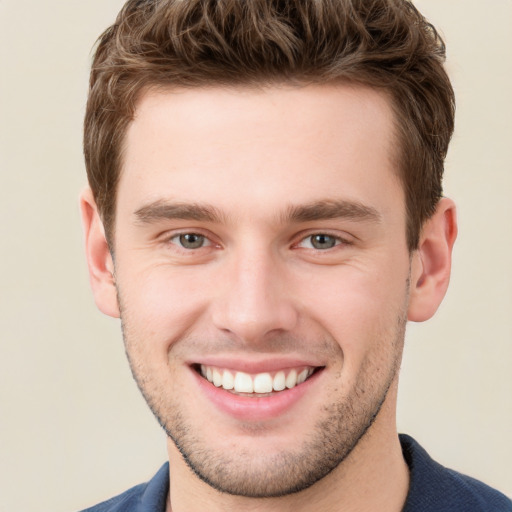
left=134, top=200, right=226, bottom=224
left=283, top=199, right=381, bottom=224
left=134, top=198, right=381, bottom=225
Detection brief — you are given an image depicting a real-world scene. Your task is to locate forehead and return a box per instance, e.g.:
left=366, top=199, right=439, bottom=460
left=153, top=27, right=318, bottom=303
left=118, top=83, right=402, bottom=221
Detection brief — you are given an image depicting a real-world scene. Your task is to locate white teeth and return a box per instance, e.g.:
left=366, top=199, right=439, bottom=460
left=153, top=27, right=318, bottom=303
left=253, top=373, right=273, bottom=393
left=297, top=369, right=309, bottom=384
left=285, top=369, right=298, bottom=389
left=234, top=372, right=254, bottom=393
left=273, top=371, right=286, bottom=391
left=199, top=365, right=315, bottom=393
left=222, top=370, right=234, bottom=390
left=212, top=368, right=223, bottom=387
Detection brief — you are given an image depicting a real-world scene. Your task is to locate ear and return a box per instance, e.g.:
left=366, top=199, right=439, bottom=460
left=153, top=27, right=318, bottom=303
left=407, top=198, right=457, bottom=322
left=79, top=187, right=120, bottom=318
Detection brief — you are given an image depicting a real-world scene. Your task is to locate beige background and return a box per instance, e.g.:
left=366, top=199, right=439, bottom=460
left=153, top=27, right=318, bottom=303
left=0, top=1, right=511, bottom=510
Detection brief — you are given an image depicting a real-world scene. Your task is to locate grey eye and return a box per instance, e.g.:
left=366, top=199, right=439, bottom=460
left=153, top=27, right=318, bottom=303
left=178, top=233, right=206, bottom=249
left=309, top=234, right=338, bottom=250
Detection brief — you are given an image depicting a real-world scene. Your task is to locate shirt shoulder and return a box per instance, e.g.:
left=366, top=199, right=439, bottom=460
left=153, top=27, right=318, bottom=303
left=78, top=463, right=169, bottom=512
left=400, top=434, right=512, bottom=512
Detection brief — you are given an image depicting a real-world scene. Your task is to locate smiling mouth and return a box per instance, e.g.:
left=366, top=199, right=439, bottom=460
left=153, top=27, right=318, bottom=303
left=195, top=364, right=322, bottom=395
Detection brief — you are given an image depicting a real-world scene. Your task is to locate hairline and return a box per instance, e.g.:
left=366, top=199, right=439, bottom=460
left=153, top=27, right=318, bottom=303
left=105, top=78, right=411, bottom=250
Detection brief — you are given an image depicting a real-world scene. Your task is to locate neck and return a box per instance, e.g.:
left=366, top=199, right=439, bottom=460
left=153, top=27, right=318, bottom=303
left=166, top=383, right=409, bottom=512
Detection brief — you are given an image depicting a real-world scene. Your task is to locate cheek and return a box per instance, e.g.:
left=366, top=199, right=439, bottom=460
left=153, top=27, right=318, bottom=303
left=116, top=263, right=214, bottom=351
left=296, top=262, right=408, bottom=355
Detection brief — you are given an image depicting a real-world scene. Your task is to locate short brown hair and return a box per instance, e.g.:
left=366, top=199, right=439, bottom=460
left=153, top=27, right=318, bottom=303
left=84, top=0, right=455, bottom=250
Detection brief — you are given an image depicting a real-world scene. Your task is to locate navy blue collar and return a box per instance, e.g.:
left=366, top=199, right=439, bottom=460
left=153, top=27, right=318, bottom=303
left=85, top=434, right=511, bottom=511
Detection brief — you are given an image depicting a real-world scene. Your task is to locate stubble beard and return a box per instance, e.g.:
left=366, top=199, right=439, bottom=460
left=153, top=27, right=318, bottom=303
left=119, top=291, right=408, bottom=498
left=168, top=350, right=401, bottom=498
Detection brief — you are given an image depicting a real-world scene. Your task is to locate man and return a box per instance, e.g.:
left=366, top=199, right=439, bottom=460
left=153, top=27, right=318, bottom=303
left=79, top=0, right=512, bottom=510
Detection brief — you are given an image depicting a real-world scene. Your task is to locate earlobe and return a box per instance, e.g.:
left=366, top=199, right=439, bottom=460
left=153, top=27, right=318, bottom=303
left=407, top=198, right=457, bottom=322
left=79, top=187, right=120, bottom=318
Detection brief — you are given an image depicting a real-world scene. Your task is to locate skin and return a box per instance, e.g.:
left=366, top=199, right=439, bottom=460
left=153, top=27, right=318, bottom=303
left=81, top=84, right=457, bottom=511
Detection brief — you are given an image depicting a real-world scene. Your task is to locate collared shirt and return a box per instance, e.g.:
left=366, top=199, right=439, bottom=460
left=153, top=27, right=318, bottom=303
left=80, top=434, right=512, bottom=511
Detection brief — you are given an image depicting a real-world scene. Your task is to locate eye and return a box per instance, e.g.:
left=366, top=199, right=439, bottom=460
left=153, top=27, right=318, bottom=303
left=298, top=234, right=341, bottom=250
left=170, top=233, right=211, bottom=250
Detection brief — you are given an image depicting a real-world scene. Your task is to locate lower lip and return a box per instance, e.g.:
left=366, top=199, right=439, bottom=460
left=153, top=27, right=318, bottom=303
left=192, top=368, right=322, bottom=422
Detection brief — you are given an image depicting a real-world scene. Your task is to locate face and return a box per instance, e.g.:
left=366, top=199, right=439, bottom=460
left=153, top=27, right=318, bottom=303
left=111, top=84, right=412, bottom=497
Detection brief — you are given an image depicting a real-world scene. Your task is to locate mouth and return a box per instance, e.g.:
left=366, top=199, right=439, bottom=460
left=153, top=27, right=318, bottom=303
left=195, top=364, right=322, bottom=396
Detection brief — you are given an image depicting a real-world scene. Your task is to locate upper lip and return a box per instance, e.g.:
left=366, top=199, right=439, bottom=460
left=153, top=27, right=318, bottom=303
left=187, top=356, right=325, bottom=374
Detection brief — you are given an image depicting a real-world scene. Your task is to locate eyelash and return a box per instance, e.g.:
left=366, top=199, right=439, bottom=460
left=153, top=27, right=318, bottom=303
left=296, top=233, right=351, bottom=250
left=167, top=232, right=214, bottom=250
left=163, top=231, right=352, bottom=252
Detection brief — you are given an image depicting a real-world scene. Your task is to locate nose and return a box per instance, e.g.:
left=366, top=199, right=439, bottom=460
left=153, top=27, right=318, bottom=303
left=211, top=248, right=299, bottom=344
